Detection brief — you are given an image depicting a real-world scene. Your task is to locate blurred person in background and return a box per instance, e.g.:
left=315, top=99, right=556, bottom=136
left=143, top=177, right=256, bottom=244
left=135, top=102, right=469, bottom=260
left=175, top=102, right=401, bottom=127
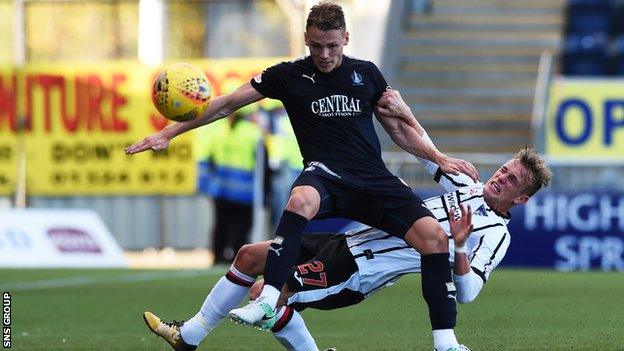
left=261, top=99, right=303, bottom=230
left=196, top=80, right=265, bottom=264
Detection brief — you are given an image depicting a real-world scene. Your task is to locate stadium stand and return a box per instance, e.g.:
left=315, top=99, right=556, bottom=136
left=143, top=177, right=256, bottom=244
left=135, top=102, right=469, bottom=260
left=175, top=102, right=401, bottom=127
left=611, top=34, right=624, bottom=74
left=383, top=0, right=565, bottom=153
left=562, top=0, right=624, bottom=75
left=610, top=1, right=624, bottom=73
left=562, top=32, right=610, bottom=75
left=565, top=0, right=614, bottom=36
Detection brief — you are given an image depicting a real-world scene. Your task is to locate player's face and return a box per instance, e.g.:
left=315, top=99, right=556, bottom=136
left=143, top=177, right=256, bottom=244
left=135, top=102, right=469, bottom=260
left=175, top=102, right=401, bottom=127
left=305, top=26, right=349, bottom=73
left=483, top=159, right=531, bottom=209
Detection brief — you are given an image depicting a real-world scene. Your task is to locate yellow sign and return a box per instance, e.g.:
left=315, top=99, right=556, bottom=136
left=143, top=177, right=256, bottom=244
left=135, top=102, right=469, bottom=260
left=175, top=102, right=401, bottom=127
left=0, top=66, right=21, bottom=196
left=0, top=58, right=285, bottom=195
left=546, top=78, right=624, bottom=160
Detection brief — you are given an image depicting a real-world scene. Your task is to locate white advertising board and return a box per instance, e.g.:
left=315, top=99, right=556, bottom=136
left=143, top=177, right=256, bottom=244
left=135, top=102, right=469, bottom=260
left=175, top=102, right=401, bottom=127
left=0, top=209, right=126, bottom=268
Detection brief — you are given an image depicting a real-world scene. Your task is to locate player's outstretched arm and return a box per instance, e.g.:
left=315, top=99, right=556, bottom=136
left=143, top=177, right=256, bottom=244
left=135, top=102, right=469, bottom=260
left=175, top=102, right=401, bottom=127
left=375, top=89, right=479, bottom=181
left=125, top=83, right=264, bottom=154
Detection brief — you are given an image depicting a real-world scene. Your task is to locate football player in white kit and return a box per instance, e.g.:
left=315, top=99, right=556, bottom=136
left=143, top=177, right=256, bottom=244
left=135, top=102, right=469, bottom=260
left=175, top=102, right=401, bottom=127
left=143, top=143, right=551, bottom=351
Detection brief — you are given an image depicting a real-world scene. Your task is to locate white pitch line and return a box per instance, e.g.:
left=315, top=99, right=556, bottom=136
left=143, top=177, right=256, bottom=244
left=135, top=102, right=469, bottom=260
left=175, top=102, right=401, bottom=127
left=0, top=269, right=225, bottom=292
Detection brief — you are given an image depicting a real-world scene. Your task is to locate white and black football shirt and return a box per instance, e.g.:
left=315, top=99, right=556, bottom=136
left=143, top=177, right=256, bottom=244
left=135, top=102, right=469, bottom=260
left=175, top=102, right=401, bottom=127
left=344, top=160, right=511, bottom=297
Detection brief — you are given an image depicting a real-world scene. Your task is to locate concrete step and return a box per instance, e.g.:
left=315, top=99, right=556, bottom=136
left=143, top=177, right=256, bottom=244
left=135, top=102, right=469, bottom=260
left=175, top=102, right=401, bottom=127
left=402, top=86, right=534, bottom=98
left=397, top=70, right=538, bottom=81
left=423, top=124, right=531, bottom=138
left=430, top=7, right=562, bottom=16
left=417, top=116, right=530, bottom=130
left=408, top=13, right=563, bottom=26
left=404, top=85, right=534, bottom=101
left=395, top=77, right=536, bottom=90
left=386, top=0, right=562, bottom=153
left=404, top=36, right=560, bottom=48
left=401, top=45, right=553, bottom=58
left=403, top=54, right=541, bottom=65
left=432, top=0, right=566, bottom=9
left=423, top=133, right=532, bottom=153
left=407, top=93, right=533, bottom=107
left=423, top=125, right=530, bottom=136
left=401, top=61, right=538, bottom=74
left=405, top=29, right=561, bottom=42
left=409, top=102, right=532, bottom=115
left=414, top=110, right=530, bottom=122
left=401, top=43, right=558, bottom=57
left=405, top=96, right=533, bottom=108
left=409, top=20, right=561, bottom=32
left=401, top=45, right=546, bottom=57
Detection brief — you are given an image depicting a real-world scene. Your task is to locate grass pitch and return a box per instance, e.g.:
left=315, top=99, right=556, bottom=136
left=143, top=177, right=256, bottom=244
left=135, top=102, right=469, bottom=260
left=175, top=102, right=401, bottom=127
left=1, top=268, right=622, bottom=350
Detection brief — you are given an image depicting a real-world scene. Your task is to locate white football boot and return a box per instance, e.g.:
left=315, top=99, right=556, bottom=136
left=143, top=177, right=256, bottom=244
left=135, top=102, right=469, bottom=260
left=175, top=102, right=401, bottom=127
left=228, top=297, right=277, bottom=331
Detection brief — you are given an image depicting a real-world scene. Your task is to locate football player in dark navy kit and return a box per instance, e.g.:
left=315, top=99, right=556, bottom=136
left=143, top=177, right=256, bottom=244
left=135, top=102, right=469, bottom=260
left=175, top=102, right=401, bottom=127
left=127, top=2, right=478, bottom=351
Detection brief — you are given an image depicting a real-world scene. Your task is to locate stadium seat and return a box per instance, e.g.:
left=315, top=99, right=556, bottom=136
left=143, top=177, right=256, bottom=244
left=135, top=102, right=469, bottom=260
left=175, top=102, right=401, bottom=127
left=565, top=0, right=614, bottom=36
left=610, top=35, right=624, bottom=75
left=562, top=33, right=610, bottom=75
left=614, top=0, right=624, bottom=35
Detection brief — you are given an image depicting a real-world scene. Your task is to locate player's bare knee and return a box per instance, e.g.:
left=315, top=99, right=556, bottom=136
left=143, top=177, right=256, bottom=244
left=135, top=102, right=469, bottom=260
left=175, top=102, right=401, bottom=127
left=233, top=244, right=262, bottom=276
left=405, top=217, right=449, bottom=254
left=285, top=193, right=307, bottom=212
left=421, top=227, right=448, bottom=252
left=285, top=193, right=318, bottom=219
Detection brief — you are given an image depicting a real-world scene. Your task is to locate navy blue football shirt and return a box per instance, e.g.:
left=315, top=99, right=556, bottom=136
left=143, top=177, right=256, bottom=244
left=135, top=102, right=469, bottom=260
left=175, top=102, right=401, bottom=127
left=251, top=55, right=391, bottom=178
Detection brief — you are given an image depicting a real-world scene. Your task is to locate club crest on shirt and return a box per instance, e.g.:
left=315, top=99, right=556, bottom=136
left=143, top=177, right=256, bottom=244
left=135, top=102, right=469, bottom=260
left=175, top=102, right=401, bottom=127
left=351, top=70, right=363, bottom=86
left=474, top=204, right=488, bottom=216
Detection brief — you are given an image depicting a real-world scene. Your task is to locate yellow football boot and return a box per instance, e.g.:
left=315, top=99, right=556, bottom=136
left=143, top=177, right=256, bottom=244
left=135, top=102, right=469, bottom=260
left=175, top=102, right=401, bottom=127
left=143, top=311, right=197, bottom=351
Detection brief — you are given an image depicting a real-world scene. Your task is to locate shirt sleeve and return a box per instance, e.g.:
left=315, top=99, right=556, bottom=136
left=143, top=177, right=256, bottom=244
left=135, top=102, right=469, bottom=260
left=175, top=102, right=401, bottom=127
left=453, top=270, right=484, bottom=304
left=416, top=132, right=478, bottom=192
left=368, top=61, right=389, bottom=105
left=469, top=231, right=510, bottom=284
left=250, top=62, right=289, bottom=100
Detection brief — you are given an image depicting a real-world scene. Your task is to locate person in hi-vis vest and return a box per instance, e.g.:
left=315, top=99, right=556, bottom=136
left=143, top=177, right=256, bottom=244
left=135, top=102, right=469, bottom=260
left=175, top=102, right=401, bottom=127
left=197, top=81, right=264, bottom=264
left=262, top=99, right=303, bottom=231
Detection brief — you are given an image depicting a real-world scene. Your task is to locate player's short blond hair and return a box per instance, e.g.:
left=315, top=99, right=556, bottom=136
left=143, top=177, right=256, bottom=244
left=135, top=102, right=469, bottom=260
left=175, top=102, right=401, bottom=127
left=515, top=146, right=552, bottom=197
left=306, top=2, right=346, bottom=32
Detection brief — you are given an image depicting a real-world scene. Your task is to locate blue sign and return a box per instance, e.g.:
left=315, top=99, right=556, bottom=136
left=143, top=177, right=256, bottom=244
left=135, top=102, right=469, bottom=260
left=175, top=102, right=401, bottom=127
left=506, top=191, right=624, bottom=271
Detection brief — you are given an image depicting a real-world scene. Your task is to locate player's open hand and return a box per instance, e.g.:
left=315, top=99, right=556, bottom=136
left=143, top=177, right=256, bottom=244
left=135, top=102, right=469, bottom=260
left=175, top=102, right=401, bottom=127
left=437, top=156, right=479, bottom=182
left=124, top=132, right=171, bottom=154
left=449, top=204, right=473, bottom=247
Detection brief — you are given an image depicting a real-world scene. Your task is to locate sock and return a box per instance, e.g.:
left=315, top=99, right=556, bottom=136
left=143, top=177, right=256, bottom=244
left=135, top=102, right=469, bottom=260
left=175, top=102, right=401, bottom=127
left=258, top=284, right=281, bottom=310
left=272, top=307, right=318, bottom=351
left=262, top=210, right=308, bottom=307
left=179, top=312, right=210, bottom=346
left=421, top=253, right=457, bottom=330
left=432, top=329, right=459, bottom=350
left=180, top=267, right=255, bottom=345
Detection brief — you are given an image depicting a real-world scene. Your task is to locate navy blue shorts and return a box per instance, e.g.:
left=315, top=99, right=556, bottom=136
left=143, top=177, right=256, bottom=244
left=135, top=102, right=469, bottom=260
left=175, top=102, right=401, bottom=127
left=291, top=163, right=434, bottom=238
left=287, top=233, right=363, bottom=311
